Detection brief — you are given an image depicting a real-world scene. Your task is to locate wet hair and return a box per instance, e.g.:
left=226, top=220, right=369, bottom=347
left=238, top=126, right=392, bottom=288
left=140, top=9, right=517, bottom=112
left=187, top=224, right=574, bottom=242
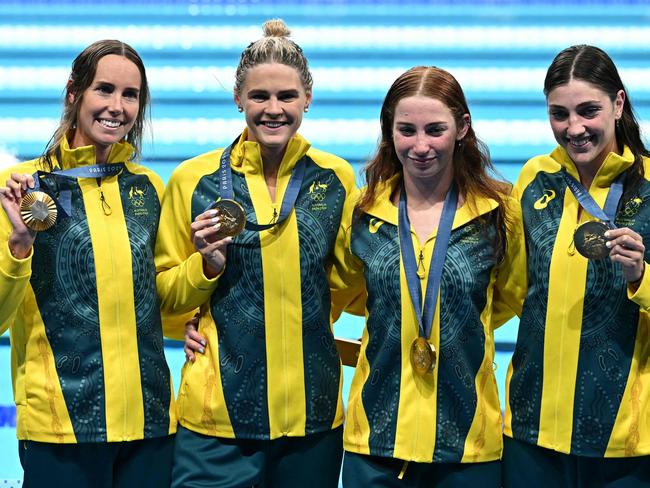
left=544, top=45, right=649, bottom=201
left=357, top=66, right=510, bottom=260
left=234, top=18, right=312, bottom=94
left=41, top=39, right=150, bottom=170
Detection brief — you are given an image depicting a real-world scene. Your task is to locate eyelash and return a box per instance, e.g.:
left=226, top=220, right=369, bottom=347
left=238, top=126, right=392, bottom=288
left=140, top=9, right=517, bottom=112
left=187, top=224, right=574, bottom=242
left=550, top=107, right=600, bottom=120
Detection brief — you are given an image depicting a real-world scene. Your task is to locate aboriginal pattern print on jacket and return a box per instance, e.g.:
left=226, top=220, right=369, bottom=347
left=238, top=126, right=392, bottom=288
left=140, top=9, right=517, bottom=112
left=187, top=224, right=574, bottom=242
left=190, top=156, right=346, bottom=439
left=349, top=209, right=498, bottom=462
left=29, top=168, right=169, bottom=442
left=511, top=162, right=650, bottom=456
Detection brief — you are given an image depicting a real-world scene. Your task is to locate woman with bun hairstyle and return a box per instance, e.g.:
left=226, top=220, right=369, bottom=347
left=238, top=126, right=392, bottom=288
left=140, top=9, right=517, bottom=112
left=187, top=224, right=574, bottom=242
left=503, top=45, right=650, bottom=487
left=0, top=40, right=175, bottom=487
left=329, top=66, right=517, bottom=487
left=155, top=19, right=356, bottom=488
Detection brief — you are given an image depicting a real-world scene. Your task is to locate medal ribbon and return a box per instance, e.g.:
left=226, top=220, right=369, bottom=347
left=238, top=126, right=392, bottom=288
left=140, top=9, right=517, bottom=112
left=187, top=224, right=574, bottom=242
left=31, top=163, right=124, bottom=217
left=209, top=137, right=306, bottom=231
left=398, top=180, right=458, bottom=341
left=561, top=169, right=625, bottom=229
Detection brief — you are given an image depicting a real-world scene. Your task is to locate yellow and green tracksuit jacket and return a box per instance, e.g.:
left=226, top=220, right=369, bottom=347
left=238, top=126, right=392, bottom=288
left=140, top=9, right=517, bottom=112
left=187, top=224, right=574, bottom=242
left=331, top=175, right=516, bottom=463
left=0, top=137, right=176, bottom=443
left=504, top=145, right=650, bottom=457
left=155, top=130, right=356, bottom=440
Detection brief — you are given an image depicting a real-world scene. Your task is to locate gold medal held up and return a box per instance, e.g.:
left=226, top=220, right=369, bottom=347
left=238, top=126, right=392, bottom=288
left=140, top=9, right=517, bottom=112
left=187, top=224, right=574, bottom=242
left=574, top=221, right=609, bottom=259
left=212, top=199, right=246, bottom=238
left=410, top=337, right=436, bottom=375
left=20, top=191, right=57, bottom=231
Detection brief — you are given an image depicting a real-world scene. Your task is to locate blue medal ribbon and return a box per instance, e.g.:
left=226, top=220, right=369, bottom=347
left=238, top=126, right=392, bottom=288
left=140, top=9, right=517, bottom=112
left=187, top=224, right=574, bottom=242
left=398, top=180, right=458, bottom=340
left=208, top=137, right=306, bottom=231
left=561, top=169, right=625, bottom=228
left=30, top=163, right=124, bottom=217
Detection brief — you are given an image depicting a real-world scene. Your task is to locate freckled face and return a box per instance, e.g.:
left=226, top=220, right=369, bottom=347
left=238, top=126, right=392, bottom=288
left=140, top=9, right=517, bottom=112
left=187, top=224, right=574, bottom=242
left=392, top=96, right=469, bottom=184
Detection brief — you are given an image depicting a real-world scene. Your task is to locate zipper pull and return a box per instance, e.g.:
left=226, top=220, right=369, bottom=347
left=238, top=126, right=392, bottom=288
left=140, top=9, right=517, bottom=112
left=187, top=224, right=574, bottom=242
left=270, top=207, right=278, bottom=225
left=99, top=189, right=112, bottom=216
left=417, top=250, right=426, bottom=279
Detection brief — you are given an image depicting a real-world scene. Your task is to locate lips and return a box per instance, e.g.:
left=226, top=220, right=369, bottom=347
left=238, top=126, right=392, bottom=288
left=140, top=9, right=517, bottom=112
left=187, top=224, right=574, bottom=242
left=258, top=121, right=288, bottom=129
left=567, top=134, right=594, bottom=149
left=97, top=118, right=122, bottom=129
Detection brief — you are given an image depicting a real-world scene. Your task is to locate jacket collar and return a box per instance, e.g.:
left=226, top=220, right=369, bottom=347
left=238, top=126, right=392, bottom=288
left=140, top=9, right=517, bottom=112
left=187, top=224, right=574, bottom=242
left=229, top=128, right=312, bottom=178
left=362, top=173, right=499, bottom=231
left=550, top=144, right=635, bottom=189
left=55, top=135, right=134, bottom=170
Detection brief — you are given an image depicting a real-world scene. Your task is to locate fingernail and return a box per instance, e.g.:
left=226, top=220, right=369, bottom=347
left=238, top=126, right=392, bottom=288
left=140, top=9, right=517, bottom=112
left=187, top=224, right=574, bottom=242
left=207, top=210, right=218, bottom=217
left=604, top=231, right=610, bottom=238
left=200, top=340, right=206, bottom=346
left=211, top=217, right=220, bottom=224
left=199, top=347, right=204, bottom=354
left=214, top=223, right=221, bottom=230
left=606, top=241, right=612, bottom=248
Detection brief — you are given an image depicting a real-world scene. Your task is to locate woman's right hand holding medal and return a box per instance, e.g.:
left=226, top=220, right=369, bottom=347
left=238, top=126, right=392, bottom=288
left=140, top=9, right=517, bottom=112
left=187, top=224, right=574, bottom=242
left=0, top=173, right=37, bottom=259
left=191, top=209, right=233, bottom=279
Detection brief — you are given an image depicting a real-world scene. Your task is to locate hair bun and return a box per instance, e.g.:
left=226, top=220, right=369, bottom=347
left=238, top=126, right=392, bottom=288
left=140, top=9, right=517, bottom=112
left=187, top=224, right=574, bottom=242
left=263, top=18, right=291, bottom=38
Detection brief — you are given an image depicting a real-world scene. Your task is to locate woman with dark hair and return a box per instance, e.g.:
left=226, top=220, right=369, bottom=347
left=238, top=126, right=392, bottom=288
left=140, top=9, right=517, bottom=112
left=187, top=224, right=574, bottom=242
left=330, top=66, right=515, bottom=487
left=503, top=44, right=650, bottom=487
left=0, top=40, right=175, bottom=486
left=155, top=19, right=356, bottom=488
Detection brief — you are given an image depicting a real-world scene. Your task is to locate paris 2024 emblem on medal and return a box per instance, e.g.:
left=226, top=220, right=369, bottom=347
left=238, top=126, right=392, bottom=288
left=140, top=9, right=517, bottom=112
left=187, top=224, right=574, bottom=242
left=410, top=337, right=436, bottom=376
left=20, top=191, right=57, bottom=231
left=574, top=221, right=610, bottom=260
left=212, top=199, right=246, bottom=238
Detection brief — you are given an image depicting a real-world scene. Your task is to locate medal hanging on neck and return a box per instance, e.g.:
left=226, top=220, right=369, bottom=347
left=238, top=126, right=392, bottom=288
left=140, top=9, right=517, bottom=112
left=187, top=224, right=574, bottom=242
left=20, top=163, right=124, bottom=231
left=206, top=137, right=307, bottom=238
left=562, top=169, right=625, bottom=259
left=398, top=180, right=458, bottom=376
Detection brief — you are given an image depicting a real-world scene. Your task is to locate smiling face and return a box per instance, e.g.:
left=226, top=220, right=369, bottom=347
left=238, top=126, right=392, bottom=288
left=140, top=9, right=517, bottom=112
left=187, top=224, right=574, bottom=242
left=392, top=95, right=469, bottom=187
left=69, top=54, right=141, bottom=161
left=234, top=62, right=312, bottom=161
left=547, top=78, right=624, bottom=179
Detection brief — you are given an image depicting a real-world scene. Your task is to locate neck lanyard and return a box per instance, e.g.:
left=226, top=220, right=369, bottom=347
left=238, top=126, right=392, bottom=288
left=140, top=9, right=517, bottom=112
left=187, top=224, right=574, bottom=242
left=32, top=162, right=124, bottom=217
left=561, top=169, right=625, bottom=228
left=210, top=137, right=306, bottom=231
left=398, top=180, right=458, bottom=340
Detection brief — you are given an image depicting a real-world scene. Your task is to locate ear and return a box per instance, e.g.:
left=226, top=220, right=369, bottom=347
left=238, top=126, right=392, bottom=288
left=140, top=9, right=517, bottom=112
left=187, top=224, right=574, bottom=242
left=233, top=89, right=241, bottom=109
left=66, top=79, right=76, bottom=104
left=457, top=114, right=471, bottom=141
left=305, top=90, right=313, bottom=109
left=614, top=89, right=625, bottom=119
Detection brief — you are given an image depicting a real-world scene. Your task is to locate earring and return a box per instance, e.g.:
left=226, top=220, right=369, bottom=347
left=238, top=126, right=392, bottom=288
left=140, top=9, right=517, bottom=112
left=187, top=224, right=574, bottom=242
left=238, top=106, right=243, bottom=113
left=304, top=106, right=309, bottom=113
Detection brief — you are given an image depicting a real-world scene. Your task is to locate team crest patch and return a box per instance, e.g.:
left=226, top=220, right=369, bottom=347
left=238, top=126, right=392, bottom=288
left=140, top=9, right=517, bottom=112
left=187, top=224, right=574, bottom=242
left=129, top=185, right=149, bottom=217
left=618, top=196, right=643, bottom=227
left=309, top=180, right=329, bottom=211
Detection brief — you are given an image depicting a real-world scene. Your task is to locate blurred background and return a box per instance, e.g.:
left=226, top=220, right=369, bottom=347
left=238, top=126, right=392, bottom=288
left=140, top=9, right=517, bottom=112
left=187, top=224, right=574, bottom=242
left=1, top=0, right=650, bottom=483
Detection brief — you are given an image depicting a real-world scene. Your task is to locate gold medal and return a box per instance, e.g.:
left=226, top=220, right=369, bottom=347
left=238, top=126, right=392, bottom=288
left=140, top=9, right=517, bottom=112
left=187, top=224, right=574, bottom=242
left=20, top=191, right=57, bottom=231
left=574, top=221, right=609, bottom=259
left=410, top=337, right=436, bottom=375
left=212, top=199, right=246, bottom=238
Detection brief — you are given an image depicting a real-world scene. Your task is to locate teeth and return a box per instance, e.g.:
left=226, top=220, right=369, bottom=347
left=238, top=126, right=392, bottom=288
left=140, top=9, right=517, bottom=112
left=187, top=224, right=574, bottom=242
left=262, top=122, right=284, bottom=128
left=99, top=119, right=120, bottom=128
left=569, top=136, right=591, bottom=147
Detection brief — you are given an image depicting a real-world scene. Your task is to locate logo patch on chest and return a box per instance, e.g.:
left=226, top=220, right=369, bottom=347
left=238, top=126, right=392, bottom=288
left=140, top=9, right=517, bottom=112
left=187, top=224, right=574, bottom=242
left=533, top=189, right=556, bottom=210
left=128, top=185, right=149, bottom=217
left=308, top=180, right=329, bottom=211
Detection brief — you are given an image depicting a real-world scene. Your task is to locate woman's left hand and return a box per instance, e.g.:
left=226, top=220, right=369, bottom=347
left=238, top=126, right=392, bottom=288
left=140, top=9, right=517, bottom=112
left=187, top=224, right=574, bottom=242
left=606, top=227, right=645, bottom=283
